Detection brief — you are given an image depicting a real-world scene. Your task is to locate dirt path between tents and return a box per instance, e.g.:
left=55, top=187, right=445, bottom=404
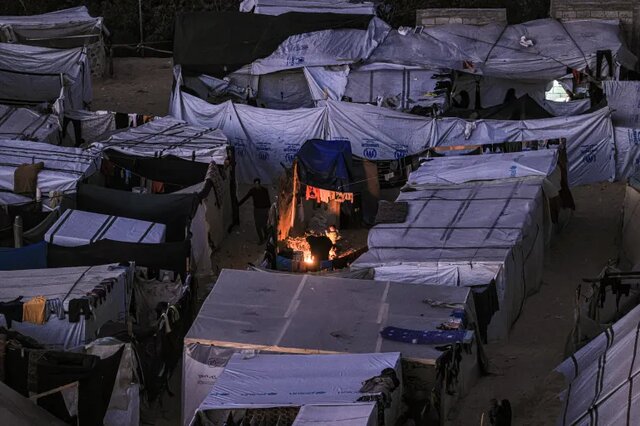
left=450, top=182, right=625, bottom=425
left=93, top=59, right=627, bottom=426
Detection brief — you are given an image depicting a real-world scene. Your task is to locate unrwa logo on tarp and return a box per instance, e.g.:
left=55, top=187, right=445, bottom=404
left=393, top=145, right=408, bottom=159
left=580, top=144, right=597, bottom=164
left=258, top=151, right=269, bottom=160
left=629, top=129, right=640, bottom=145
left=363, top=147, right=378, bottom=159
left=285, top=153, right=296, bottom=163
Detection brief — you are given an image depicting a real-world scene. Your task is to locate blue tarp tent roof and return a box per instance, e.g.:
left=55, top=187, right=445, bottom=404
left=296, top=139, right=354, bottom=191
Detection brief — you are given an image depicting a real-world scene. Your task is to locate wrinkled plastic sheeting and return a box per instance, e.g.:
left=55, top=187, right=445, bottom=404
left=613, top=126, right=640, bottom=180
left=171, top=72, right=615, bottom=186
left=368, top=19, right=635, bottom=81
left=304, top=65, right=349, bottom=102
left=604, top=80, right=640, bottom=127
left=408, top=150, right=558, bottom=186
left=240, top=0, right=377, bottom=16
left=555, top=303, right=640, bottom=425
left=251, top=17, right=389, bottom=75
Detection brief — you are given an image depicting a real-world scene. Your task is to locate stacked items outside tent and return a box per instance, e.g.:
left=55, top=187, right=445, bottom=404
left=0, top=7, right=109, bottom=77
left=183, top=269, right=485, bottom=425
left=352, top=142, right=575, bottom=342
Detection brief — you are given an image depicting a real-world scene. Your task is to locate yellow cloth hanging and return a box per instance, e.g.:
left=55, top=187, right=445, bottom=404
left=23, top=296, right=46, bottom=325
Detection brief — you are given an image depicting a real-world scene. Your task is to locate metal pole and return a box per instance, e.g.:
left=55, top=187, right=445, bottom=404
left=138, top=0, right=144, bottom=57
left=13, top=216, right=23, bottom=248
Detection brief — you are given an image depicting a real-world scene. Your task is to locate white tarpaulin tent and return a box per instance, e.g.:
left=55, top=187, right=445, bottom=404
left=240, top=0, right=377, bottom=15
left=0, top=7, right=108, bottom=76
left=0, top=104, right=61, bottom=144
left=367, top=19, right=635, bottom=81
left=0, top=263, right=133, bottom=349
left=44, top=209, right=166, bottom=247
left=555, top=303, right=640, bottom=425
left=90, top=116, right=229, bottom=165
left=191, top=353, right=399, bottom=426
left=613, top=126, right=640, bottom=180
left=0, top=139, right=99, bottom=199
left=171, top=80, right=614, bottom=186
left=0, top=42, right=91, bottom=111
left=293, top=404, right=378, bottom=426
left=352, top=150, right=562, bottom=341
left=183, top=269, right=482, bottom=425
left=603, top=80, right=640, bottom=127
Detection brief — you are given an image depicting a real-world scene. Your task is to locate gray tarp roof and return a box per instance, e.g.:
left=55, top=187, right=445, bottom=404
left=0, top=104, right=60, bottom=143
left=186, top=268, right=473, bottom=363
left=240, top=0, right=377, bottom=15
left=0, top=139, right=100, bottom=196
left=0, top=6, right=107, bottom=44
left=90, top=116, right=229, bottom=164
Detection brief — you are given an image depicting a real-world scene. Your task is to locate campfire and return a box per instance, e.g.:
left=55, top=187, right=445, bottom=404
left=285, top=236, right=338, bottom=265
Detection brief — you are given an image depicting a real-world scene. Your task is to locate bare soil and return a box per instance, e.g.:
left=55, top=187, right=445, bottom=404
left=93, top=59, right=627, bottom=426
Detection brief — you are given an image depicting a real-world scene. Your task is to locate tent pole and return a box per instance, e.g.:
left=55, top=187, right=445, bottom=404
left=13, top=216, right=23, bottom=248
left=138, top=0, right=145, bottom=57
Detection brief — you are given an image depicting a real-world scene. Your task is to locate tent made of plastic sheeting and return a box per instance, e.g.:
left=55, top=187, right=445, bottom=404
left=183, top=269, right=484, bottom=425
left=0, top=7, right=108, bottom=76
left=0, top=381, right=67, bottom=426
left=368, top=19, right=636, bottom=82
left=603, top=80, right=640, bottom=127
left=171, top=81, right=614, bottom=186
left=76, top=182, right=232, bottom=277
left=613, top=126, right=640, bottom=180
left=409, top=149, right=559, bottom=186
left=90, top=116, right=229, bottom=165
left=240, top=0, right=377, bottom=16
left=0, top=104, right=61, bottom=144
left=0, top=139, right=100, bottom=199
left=250, top=17, right=389, bottom=75
left=191, top=353, right=399, bottom=426
left=351, top=153, right=562, bottom=341
left=0, top=263, right=133, bottom=349
left=293, top=404, right=378, bottom=426
left=0, top=43, right=91, bottom=111
left=174, top=11, right=372, bottom=77
left=555, top=303, right=640, bottom=425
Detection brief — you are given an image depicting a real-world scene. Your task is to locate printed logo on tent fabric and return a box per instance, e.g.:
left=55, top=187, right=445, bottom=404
left=393, top=144, right=408, bottom=159
left=284, top=143, right=299, bottom=164
left=206, top=357, right=227, bottom=367
left=258, top=151, right=269, bottom=160
left=580, top=144, right=598, bottom=164
left=510, top=165, right=517, bottom=177
left=629, top=129, right=640, bottom=146
left=364, top=147, right=378, bottom=159
left=232, top=138, right=246, bottom=158
left=286, top=56, right=305, bottom=67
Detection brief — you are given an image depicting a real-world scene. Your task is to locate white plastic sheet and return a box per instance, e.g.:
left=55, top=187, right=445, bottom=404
left=0, top=139, right=99, bottom=195
left=368, top=19, right=635, bottom=81
left=44, top=209, right=166, bottom=247
left=604, top=80, right=640, bottom=127
left=293, top=404, right=377, bottom=426
left=240, top=0, right=377, bottom=15
left=555, top=303, right=640, bottom=425
left=613, top=126, right=640, bottom=180
left=196, top=352, right=400, bottom=410
left=251, top=17, right=389, bottom=75
left=0, top=43, right=92, bottom=111
left=408, top=150, right=558, bottom=185
left=304, top=65, right=349, bottom=102
left=90, top=116, right=229, bottom=165
left=172, top=71, right=615, bottom=186
left=0, top=104, right=61, bottom=144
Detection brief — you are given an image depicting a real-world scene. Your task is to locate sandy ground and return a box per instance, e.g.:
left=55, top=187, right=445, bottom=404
left=94, top=59, right=627, bottom=426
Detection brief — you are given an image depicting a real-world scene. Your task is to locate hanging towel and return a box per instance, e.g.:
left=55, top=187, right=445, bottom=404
left=22, top=296, right=46, bottom=325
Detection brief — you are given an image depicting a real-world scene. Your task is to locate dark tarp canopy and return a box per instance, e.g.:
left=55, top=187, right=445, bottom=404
left=296, top=139, right=354, bottom=192
left=77, top=184, right=198, bottom=242
left=47, top=239, right=190, bottom=275
left=173, top=12, right=372, bottom=77
left=445, top=94, right=553, bottom=120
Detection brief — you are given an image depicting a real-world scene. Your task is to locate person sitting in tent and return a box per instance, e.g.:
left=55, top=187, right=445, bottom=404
left=306, top=232, right=334, bottom=262
left=325, top=224, right=341, bottom=245
left=239, top=178, right=271, bottom=244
